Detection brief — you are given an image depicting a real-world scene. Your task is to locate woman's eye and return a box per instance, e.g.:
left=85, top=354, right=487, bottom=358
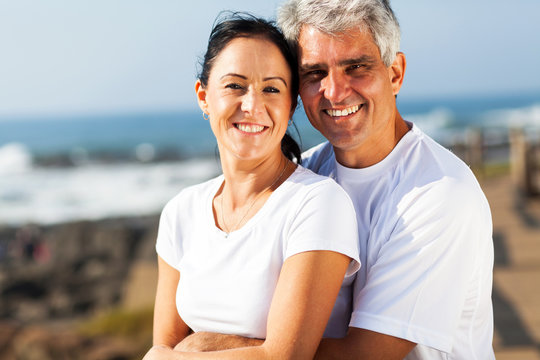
left=263, top=86, right=280, bottom=93
left=225, top=83, right=243, bottom=90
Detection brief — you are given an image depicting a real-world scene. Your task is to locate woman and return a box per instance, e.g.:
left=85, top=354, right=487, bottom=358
left=144, top=13, right=360, bottom=360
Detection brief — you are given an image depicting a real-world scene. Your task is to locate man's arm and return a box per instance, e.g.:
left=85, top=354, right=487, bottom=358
left=174, top=332, right=263, bottom=352
left=174, top=326, right=416, bottom=358
left=315, top=328, right=416, bottom=360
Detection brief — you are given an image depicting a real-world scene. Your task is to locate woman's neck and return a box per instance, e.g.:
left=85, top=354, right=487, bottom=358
left=220, top=153, right=289, bottom=209
left=214, top=151, right=296, bottom=235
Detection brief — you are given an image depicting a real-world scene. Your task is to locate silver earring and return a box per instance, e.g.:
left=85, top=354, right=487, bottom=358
left=203, top=112, right=209, bottom=120
left=288, top=118, right=293, bottom=126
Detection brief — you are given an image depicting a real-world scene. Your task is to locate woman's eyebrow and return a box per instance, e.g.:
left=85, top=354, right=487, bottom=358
left=220, top=73, right=247, bottom=80
left=263, top=76, right=288, bottom=87
left=220, top=73, right=288, bottom=87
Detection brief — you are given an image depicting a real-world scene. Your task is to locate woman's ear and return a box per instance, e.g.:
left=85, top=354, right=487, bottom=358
left=195, top=80, right=209, bottom=114
left=388, top=52, right=406, bottom=96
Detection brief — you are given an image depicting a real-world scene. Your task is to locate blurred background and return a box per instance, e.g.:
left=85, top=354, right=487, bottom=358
left=0, top=1, right=539, bottom=359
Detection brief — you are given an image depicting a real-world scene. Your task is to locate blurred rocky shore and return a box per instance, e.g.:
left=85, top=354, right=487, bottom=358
left=0, top=216, right=159, bottom=360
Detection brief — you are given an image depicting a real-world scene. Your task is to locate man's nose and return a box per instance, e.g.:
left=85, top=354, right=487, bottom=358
left=321, top=71, right=350, bottom=103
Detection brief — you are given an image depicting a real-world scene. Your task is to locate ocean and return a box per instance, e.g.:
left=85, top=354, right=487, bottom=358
left=1, top=93, right=539, bottom=226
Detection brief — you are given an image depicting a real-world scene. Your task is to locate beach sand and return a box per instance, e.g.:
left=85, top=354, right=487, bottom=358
left=481, top=174, right=540, bottom=359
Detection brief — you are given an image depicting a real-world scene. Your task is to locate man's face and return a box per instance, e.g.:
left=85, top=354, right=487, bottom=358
left=298, top=25, right=403, bottom=165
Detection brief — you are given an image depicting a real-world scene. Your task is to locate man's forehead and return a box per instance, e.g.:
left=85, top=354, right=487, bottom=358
left=297, top=24, right=380, bottom=65
left=298, top=24, right=373, bottom=44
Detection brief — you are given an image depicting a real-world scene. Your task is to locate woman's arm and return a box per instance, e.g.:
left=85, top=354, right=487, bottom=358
left=152, top=255, right=191, bottom=347
left=144, top=250, right=351, bottom=360
left=262, top=250, right=350, bottom=359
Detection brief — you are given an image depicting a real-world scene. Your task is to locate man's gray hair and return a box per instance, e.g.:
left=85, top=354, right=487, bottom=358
left=277, top=0, right=401, bottom=67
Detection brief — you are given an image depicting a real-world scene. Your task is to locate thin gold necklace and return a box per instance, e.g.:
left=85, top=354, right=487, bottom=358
left=220, top=160, right=288, bottom=238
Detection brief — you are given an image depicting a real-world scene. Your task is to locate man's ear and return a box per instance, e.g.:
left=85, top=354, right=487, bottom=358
left=195, top=80, right=209, bottom=114
left=389, top=52, right=406, bottom=96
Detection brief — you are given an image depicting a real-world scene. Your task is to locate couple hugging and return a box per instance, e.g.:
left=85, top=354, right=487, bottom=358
left=144, top=0, right=495, bottom=359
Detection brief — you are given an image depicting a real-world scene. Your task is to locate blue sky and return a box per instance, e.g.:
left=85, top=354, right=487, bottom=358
left=0, top=0, right=539, bottom=117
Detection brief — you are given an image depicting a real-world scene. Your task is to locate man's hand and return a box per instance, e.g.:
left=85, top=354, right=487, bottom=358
left=315, top=328, right=416, bottom=360
left=142, top=345, right=173, bottom=360
left=174, top=332, right=264, bottom=352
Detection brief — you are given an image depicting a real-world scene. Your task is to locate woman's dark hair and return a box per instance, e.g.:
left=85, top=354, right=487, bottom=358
left=199, top=12, right=301, bottom=164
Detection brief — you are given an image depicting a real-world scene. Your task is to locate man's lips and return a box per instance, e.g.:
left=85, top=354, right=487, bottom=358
left=324, top=104, right=361, bottom=117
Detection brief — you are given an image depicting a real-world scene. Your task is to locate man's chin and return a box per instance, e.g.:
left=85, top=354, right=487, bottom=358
left=329, top=139, right=362, bottom=153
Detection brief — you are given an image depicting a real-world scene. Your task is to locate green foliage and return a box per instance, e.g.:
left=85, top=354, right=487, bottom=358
left=472, top=162, right=511, bottom=179
left=78, top=306, right=154, bottom=338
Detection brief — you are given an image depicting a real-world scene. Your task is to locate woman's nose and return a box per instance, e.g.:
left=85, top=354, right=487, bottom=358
left=241, top=90, right=263, bottom=116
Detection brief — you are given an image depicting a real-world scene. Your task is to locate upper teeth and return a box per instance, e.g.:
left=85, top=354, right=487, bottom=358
left=325, top=105, right=360, bottom=117
left=237, top=124, right=265, bottom=133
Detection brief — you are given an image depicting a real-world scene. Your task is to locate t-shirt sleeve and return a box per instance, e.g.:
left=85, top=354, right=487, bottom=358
left=155, top=196, right=183, bottom=270
left=285, top=180, right=361, bottom=276
left=349, top=178, right=492, bottom=353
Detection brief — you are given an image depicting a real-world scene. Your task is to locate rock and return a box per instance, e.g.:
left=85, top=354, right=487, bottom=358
left=85, top=337, right=141, bottom=360
left=0, top=215, right=159, bottom=358
left=1, top=322, right=146, bottom=360
left=0, top=215, right=159, bottom=323
left=0, top=321, right=19, bottom=356
left=122, top=260, right=158, bottom=311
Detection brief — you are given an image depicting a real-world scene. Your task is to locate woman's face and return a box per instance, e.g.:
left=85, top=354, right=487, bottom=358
left=196, top=37, right=293, bottom=162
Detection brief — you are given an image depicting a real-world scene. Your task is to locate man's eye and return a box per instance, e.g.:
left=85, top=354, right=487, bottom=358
left=263, top=86, right=280, bottom=93
left=347, top=64, right=367, bottom=72
left=225, top=83, right=243, bottom=90
left=302, top=70, right=326, bottom=80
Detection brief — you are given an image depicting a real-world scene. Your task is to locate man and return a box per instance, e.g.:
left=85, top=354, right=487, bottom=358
left=177, top=0, right=495, bottom=358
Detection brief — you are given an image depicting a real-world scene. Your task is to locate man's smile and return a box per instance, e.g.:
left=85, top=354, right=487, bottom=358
left=324, top=104, right=361, bottom=117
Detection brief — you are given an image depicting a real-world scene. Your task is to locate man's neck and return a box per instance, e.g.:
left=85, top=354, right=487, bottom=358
left=333, top=113, right=410, bottom=169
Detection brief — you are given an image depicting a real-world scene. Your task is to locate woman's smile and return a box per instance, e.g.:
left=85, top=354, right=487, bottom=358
left=233, top=122, right=268, bottom=134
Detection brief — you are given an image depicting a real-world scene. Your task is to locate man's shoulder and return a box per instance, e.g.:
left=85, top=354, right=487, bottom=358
left=394, top=125, right=488, bottom=212
left=301, top=141, right=335, bottom=175
left=408, top=126, right=478, bottom=183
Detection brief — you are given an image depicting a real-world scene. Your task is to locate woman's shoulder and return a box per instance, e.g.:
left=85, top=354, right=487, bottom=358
left=164, top=174, right=223, bottom=211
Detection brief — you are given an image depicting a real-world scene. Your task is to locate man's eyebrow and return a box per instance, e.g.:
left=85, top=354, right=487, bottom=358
left=300, top=55, right=377, bottom=72
left=338, top=56, right=377, bottom=67
left=299, top=63, right=326, bottom=73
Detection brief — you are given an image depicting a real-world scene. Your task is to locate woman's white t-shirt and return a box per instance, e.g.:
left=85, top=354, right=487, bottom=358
left=156, top=165, right=360, bottom=339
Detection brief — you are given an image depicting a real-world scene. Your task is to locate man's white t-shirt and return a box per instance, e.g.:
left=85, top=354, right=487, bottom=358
left=156, top=165, right=361, bottom=339
left=303, top=123, right=495, bottom=359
